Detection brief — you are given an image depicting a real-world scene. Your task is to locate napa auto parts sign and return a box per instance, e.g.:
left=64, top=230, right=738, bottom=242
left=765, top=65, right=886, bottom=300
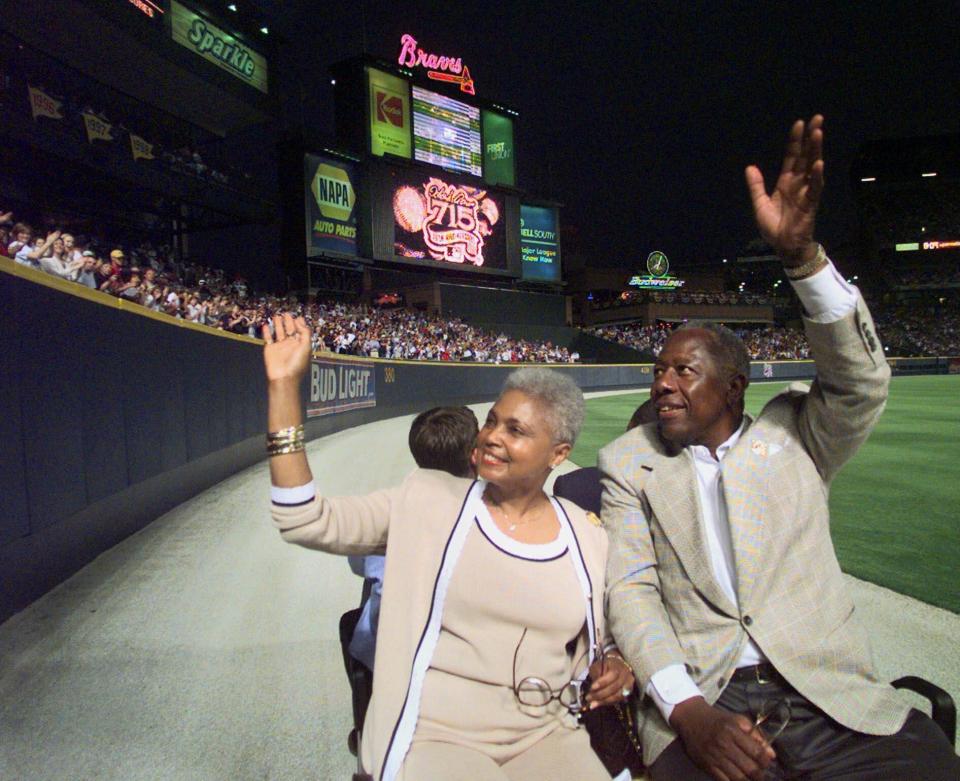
left=305, top=153, right=358, bottom=257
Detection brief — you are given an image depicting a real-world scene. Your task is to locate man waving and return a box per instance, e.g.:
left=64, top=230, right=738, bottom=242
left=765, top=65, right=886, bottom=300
left=600, top=116, right=960, bottom=780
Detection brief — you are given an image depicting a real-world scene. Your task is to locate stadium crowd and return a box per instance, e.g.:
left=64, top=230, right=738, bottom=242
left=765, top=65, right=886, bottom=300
left=588, top=322, right=812, bottom=360
left=884, top=263, right=960, bottom=289
left=592, top=288, right=785, bottom=309
left=4, top=210, right=957, bottom=361
left=874, top=307, right=960, bottom=357
left=1, top=213, right=578, bottom=364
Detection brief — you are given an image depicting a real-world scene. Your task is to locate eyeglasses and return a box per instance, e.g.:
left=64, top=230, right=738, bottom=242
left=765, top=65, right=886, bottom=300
left=511, top=627, right=596, bottom=716
left=751, top=697, right=792, bottom=743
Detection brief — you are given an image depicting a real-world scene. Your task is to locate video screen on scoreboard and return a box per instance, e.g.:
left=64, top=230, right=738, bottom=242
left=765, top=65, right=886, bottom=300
left=392, top=171, right=506, bottom=270
left=412, top=85, right=482, bottom=177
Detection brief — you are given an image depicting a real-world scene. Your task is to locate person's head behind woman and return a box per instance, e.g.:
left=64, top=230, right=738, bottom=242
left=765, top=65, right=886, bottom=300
left=476, top=367, right=584, bottom=495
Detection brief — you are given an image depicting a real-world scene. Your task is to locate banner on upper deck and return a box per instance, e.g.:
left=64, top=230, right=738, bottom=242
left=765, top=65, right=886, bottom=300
left=307, top=358, right=376, bottom=417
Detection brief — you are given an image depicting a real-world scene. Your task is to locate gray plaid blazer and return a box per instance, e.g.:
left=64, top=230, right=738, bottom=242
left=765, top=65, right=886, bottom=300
left=599, top=296, right=911, bottom=766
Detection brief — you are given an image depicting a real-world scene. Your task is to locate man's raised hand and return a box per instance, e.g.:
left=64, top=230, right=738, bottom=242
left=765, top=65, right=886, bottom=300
left=745, top=115, right=824, bottom=265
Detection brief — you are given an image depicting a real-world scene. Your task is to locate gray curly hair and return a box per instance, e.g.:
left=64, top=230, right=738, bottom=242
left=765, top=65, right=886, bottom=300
left=501, top=367, right=585, bottom=445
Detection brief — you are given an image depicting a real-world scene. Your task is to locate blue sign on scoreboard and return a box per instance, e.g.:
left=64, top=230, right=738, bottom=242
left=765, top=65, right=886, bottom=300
left=520, top=205, right=560, bottom=282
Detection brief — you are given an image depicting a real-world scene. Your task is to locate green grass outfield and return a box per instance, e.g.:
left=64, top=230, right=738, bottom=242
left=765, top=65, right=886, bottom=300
left=571, top=375, right=960, bottom=614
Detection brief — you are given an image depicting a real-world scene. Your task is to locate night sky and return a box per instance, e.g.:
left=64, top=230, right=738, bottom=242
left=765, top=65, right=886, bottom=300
left=274, top=0, right=959, bottom=269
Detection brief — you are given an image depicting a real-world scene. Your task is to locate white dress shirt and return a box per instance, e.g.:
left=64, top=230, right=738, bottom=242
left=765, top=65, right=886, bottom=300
left=646, top=258, right=858, bottom=722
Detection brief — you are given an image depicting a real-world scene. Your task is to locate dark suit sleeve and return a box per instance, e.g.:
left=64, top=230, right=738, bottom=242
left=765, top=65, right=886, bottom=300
left=553, top=467, right=603, bottom=516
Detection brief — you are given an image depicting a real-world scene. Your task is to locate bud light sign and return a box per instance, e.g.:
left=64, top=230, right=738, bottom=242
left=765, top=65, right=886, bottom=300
left=307, top=358, right=376, bottom=417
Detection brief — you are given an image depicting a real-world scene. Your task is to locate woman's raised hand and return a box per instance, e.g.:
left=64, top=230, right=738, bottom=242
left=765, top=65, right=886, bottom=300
left=262, top=313, right=312, bottom=385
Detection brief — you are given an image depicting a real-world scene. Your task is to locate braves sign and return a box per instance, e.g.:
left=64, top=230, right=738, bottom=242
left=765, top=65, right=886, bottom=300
left=398, top=33, right=475, bottom=95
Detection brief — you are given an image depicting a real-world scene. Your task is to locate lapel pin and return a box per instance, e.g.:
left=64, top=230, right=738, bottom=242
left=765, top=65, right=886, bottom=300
left=751, top=440, right=768, bottom=457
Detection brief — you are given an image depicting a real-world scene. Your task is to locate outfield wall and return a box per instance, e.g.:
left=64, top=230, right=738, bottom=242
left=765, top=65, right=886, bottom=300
left=3, top=258, right=955, bottom=622
left=0, top=261, right=660, bottom=621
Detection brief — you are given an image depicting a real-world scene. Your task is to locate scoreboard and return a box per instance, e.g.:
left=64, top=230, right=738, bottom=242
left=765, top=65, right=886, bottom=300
left=412, top=86, right=482, bottom=177
left=311, top=47, right=559, bottom=283
left=361, top=61, right=516, bottom=189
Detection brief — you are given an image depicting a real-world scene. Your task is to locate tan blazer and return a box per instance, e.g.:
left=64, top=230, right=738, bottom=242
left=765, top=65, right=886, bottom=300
left=599, top=297, right=911, bottom=766
left=271, top=469, right=609, bottom=781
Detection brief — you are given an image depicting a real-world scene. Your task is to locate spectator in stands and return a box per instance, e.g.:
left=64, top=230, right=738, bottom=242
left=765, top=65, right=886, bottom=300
left=95, top=259, right=115, bottom=289
left=7, top=222, right=30, bottom=256
left=265, top=318, right=632, bottom=780
left=38, top=235, right=75, bottom=279
left=75, top=251, right=99, bottom=289
left=163, top=286, right=182, bottom=317
left=347, top=406, right=480, bottom=672
left=117, top=273, right=143, bottom=302
left=15, top=227, right=59, bottom=269
left=108, top=249, right=126, bottom=278
left=61, top=233, right=82, bottom=266
left=144, top=266, right=159, bottom=288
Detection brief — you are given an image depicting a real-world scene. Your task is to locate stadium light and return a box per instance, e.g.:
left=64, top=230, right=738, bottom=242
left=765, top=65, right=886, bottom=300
left=227, top=3, right=237, bottom=10
left=922, top=172, right=937, bottom=178
left=330, top=78, right=336, bottom=85
left=260, top=25, right=268, bottom=34
left=860, top=176, right=876, bottom=182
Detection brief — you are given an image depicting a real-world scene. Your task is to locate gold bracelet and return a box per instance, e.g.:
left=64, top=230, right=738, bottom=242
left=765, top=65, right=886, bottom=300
left=267, top=424, right=304, bottom=442
left=267, top=441, right=306, bottom=457
left=603, top=654, right=634, bottom=674
left=783, top=243, right=827, bottom=279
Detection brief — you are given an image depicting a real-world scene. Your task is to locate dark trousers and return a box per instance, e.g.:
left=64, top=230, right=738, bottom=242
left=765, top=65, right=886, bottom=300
left=649, top=671, right=960, bottom=780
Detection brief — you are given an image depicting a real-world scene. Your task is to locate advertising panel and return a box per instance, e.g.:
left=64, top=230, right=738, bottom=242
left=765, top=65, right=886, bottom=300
left=482, top=111, right=515, bottom=186
left=307, top=358, right=376, bottom=418
left=628, top=251, right=685, bottom=289
left=412, top=86, right=482, bottom=177
left=169, top=1, right=268, bottom=93
left=520, top=205, right=560, bottom=282
left=368, top=67, right=411, bottom=159
left=304, top=154, right=358, bottom=257
left=392, top=171, right=506, bottom=270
